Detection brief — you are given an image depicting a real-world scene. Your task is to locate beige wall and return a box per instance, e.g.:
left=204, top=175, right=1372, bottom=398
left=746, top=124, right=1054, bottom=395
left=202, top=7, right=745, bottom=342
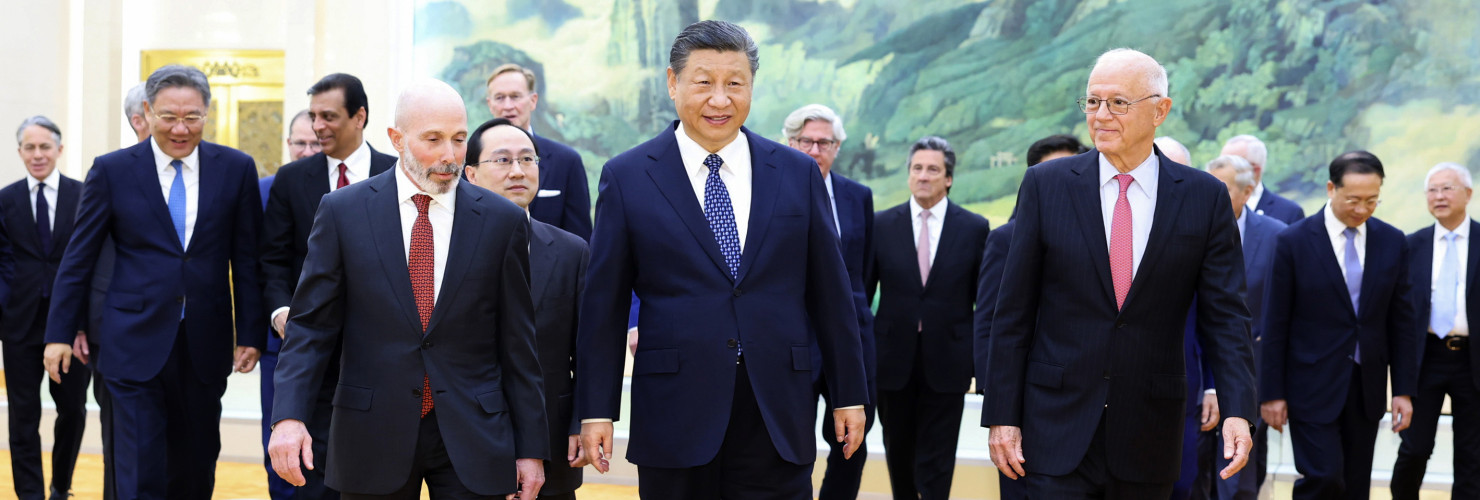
left=0, top=1, right=71, bottom=182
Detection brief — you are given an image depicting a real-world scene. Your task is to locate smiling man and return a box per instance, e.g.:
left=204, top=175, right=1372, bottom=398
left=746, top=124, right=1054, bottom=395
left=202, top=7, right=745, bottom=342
left=576, top=20, right=868, bottom=499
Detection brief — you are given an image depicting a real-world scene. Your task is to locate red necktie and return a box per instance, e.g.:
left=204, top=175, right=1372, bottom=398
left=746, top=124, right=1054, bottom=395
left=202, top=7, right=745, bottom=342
left=1110, top=174, right=1134, bottom=310
left=336, top=162, right=349, bottom=189
left=410, top=193, right=435, bottom=417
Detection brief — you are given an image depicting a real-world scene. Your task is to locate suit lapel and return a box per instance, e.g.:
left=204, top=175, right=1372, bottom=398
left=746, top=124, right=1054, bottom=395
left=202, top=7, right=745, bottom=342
left=831, top=173, right=856, bottom=239
left=131, top=142, right=184, bottom=252
left=1412, top=227, right=1434, bottom=313
left=1123, top=155, right=1185, bottom=308
left=305, top=153, right=331, bottom=207
left=644, top=129, right=733, bottom=281
left=1467, top=220, right=1480, bottom=291
left=426, top=182, right=483, bottom=335
left=1357, top=225, right=1388, bottom=318
left=7, top=185, right=42, bottom=252
left=51, top=178, right=79, bottom=257
left=1067, top=156, right=1115, bottom=307
left=364, top=171, right=422, bottom=334
left=368, top=146, right=396, bottom=176
left=888, top=205, right=925, bottom=293
left=1306, top=216, right=1358, bottom=317
left=737, top=128, right=778, bottom=285
left=192, top=143, right=229, bottom=252
left=528, top=221, right=558, bottom=308
left=924, top=203, right=965, bottom=289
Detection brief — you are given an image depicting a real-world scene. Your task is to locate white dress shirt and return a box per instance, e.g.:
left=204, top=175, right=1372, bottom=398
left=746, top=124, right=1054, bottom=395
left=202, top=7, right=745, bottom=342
left=1323, top=203, right=1366, bottom=275
left=26, top=169, right=60, bottom=229
left=151, top=138, right=200, bottom=249
left=327, top=141, right=372, bottom=192
left=1098, top=152, right=1158, bottom=277
left=909, top=196, right=948, bottom=265
left=395, top=163, right=456, bottom=304
left=676, top=127, right=752, bottom=249
left=1432, top=219, right=1470, bottom=337
left=1248, top=182, right=1266, bottom=214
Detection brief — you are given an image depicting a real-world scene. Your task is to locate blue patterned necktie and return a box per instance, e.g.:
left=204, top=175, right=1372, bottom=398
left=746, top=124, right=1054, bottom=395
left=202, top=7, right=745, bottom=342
left=1344, top=227, right=1362, bottom=363
left=1433, top=232, right=1460, bottom=338
left=703, top=153, right=741, bottom=279
left=169, top=159, right=187, bottom=247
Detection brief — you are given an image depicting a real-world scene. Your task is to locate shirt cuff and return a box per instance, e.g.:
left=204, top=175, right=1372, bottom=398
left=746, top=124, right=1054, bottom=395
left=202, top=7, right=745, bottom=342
left=835, top=405, right=865, bottom=411
left=270, top=306, right=290, bottom=325
left=627, top=327, right=638, bottom=334
left=581, top=418, right=614, bottom=424
left=1204, top=388, right=1216, bottom=395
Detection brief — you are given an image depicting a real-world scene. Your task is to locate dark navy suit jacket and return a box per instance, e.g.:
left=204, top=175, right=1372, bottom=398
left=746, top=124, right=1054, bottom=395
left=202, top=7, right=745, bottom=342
left=1253, top=188, right=1304, bottom=225
left=527, top=219, right=589, bottom=495
left=46, top=140, right=266, bottom=382
left=984, top=149, right=1256, bottom=483
left=811, top=172, right=875, bottom=388
left=576, top=123, right=867, bottom=468
left=1261, top=210, right=1420, bottom=423
left=0, top=175, right=79, bottom=343
left=530, top=135, right=592, bottom=241
left=973, top=219, right=1013, bottom=394
left=1407, top=221, right=1480, bottom=389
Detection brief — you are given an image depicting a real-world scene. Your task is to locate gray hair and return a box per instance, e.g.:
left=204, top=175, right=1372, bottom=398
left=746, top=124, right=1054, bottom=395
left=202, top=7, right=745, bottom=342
left=1205, top=155, right=1256, bottom=190
left=145, top=65, right=212, bottom=107
left=908, top=136, right=956, bottom=178
left=16, top=115, right=61, bottom=146
left=781, top=104, right=847, bottom=143
left=669, top=20, right=759, bottom=76
left=288, top=109, right=312, bottom=130
left=1223, top=134, right=1268, bottom=167
left=1091, top=48, right=1169, bottom=98
left=1425, top=162, right=1473, bottom=189
left=1153, top=136, right=1191, bottom=165
left=124, top=83, right=147, bottom=119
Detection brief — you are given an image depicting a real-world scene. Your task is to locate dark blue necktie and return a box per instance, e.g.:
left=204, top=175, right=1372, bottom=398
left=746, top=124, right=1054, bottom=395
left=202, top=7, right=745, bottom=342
left=703, top=154, right=741, bottom=279
left=36, top=183, right=52, bottom=297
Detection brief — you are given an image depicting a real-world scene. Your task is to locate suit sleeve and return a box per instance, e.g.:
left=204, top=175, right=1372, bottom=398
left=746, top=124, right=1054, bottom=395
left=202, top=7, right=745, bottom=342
left=1387, top=239, right=1421, bottom=398
left=575, top=165, right=637, bottom=421
left=47, top=162, right=114, bottom=344
left=273, top=196, right=345, bottom=424
left=260, top=168, right=297, bottom=313
left=496, top=217, right=549, bottom=460
left=984, top=169, right=1045, bottom=427
left=807, top=164, right=868, bottom=408
left=1260, top=232, right=1295, bottom=403
left=231, top=161, right=267, bottom=349
left=0, top=202, right=14, bottom=309
left=1194, top=186, right=1256, bottom=423
left=570, top=243, right=591, bottom=436
left=858, top=189, right=876, bottom=332
left=974, top=227, right=1010, bottom=398
left=561, top=156, right=593, bottom=241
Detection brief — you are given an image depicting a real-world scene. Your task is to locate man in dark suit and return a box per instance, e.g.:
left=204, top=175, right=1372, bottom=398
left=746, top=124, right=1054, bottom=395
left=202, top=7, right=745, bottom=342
left=269, top=79, right=547, bottom=499
left=485, top=63, right=591, bottom=240
left=42, top=64, right=267, bottom=500
left=1221, top=135, right=1304, bottom=224
left=973, top=133, right=1087, bottom=500
left=781, top=103, right=876, bottom=500
left=984, top=49, right=1257, bottom=498
left=1262, top=151, right=1419, bottom=500
left=1, top=115, right=90, bottom=500
left=576, top=20, right=869, bottom=499
left=1391, top=162, right=1480, bottom=499
left=1202, top=154, right=1288, bottom=499
left=870, top=136, right=989, bottom=499
left=260, top=74, right=397, bottom=500
left=465, top=117, right=590, bottom=500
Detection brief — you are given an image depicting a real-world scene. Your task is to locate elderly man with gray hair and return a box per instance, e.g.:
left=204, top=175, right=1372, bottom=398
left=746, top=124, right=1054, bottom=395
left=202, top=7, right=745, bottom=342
left=124, top=83, right=149, bottom=143
left=1221, top=135, right=1305, bottom=224
left=782, top=103, right=878, bottom=500
left=984, top=48, right=1256, bottom=498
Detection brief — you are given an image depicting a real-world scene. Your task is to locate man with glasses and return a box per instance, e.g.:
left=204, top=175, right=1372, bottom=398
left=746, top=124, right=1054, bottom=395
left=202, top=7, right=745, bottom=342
left=1262, top=151, right=1419, bottom=499
left=781, top=104, right=876, bottom=500
left=1391, top=162, right=1480, bottom=499
left=485, top=63, right=591, bottom=240
left=984, top=48, right=1256, bottom=497
left=43, top=64, right=267, bottom=499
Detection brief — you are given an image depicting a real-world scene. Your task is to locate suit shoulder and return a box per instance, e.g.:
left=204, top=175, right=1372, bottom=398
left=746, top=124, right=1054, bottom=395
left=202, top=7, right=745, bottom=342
left=1407, top=225, right=1434, bottom=246
left=1365, top=217, right=1405, bottom=241
left=0, top=178, right=28, bottom=195
left=877, top=201, right=909, bottom=220
left=536, top=220, right=590, bottom=254
left=949, top=202, right=991, bottom=229
left=535, top=135, right=580, bottom=158
left=832, top=173, right=872, bottom=196
left=203, top=141, right=255, bottom=165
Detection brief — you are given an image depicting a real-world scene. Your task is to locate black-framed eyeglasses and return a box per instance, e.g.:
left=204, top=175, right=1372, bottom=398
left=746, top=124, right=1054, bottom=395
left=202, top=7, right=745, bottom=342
left=1077, top=94, right=1161, bottom=115
left=791, top=137, right=837, bottom=151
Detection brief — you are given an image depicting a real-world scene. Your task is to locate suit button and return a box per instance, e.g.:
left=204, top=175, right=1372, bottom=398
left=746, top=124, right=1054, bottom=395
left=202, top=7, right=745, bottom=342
left=727, top=339, right=738, bottom=349
left=412, top=388, right=422, bottom=397
left=176, top=296, right=185, bottom=304
left=732, top=289, right=743, bottom=297
left=422, top=341, right=433, bottom=349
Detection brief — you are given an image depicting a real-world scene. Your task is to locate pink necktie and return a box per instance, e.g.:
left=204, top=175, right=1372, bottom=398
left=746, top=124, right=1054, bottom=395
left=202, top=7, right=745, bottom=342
left=1110, top=174, right=1134, bottom=310
left=917, top=210, right=932, bottom=286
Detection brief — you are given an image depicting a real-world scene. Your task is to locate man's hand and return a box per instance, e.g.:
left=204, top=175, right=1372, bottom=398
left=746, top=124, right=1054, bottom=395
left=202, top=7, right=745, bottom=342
left=580, top=421, right=614, bottom=473
left=989, top=425, right=1027, bottom=480
left=72, top=331, right=91, bottom=365
left=1392, top=395, right=1414, bottom=432
left=268, top=419, right=313, bottom=486
left=234, top=346, right=261, bottom=373
left=1200, top=392, right=1221, bottom=432
left=833, top=407, right=866, bottom=459
left=567, top=435, right=589, bottom=467
left=505, top=458, right=545, bottom=500
left=273, top=311, right=289, bottom=339
left=1260, top=399, right=1287, bottom=432
left=44, top=343, right=73, bottom=384
left=1219, top=417, right=1252, bottom=479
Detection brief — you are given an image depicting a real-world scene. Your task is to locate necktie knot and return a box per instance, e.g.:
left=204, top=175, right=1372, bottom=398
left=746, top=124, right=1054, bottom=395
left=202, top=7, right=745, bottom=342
left=703, top=154, right=724, bottom=175
left=1115, top=174, right=1133, bottom=195
left=337, top=162, right=350, bottom=189
left=1447, top=232, right=1459, bottom=244
left=1344, top=227, right=1358, bottom=240
left=412, top=193, right=431, bottom=215
left=919, top=210, right=930, bottom=222
left=171, top=159, right=184, bottom=172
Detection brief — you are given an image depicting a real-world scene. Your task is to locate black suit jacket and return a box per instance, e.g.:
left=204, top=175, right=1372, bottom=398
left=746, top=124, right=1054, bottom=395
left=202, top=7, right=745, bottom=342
left=984, top=149, right=1256, bottom=483
left=0, top=175, right=80, bottom=343
left=529, top=135, right=592, bottom=241
left=528, top=219, right=588, bottom=494
left=869, top=200, right=989, bottom=393
left=261, top=147, right=396, bottom=315
left=1253, top=188, right=1305, bottom=225
left=973, top=219, right=1014, bottom=395
left=1407, top=220, right=1480, bottom=389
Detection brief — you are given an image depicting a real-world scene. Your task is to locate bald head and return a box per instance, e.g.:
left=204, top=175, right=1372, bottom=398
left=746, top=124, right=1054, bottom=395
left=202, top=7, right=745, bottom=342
left=1085, top=48, right=1173, bottom=170
left=1089, top=48, right=1169, bottom=98
left=389, top=79, right=469, bottom=194
left=394, top=79, right=467, bottom=130
left=1153, top=136, right=1190, bottom=165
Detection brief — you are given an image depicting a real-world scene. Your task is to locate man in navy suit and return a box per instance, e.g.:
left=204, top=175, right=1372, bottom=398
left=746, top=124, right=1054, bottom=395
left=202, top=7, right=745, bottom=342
left=1262, top=150, right=1419, bottom=500
left=43, top=64, right=267, bottom=500
left=780, top=103, right=876, bottom=500
left=984, top=49, right=1256, bottom=498
left=466, top=117, right=591, bottom=500
left=269, top=80, right=547, bottom=499
left=261, top=74, right=397, bottom=500
left=576, top=20, right=868, bottom=499
left=485, top=63, right=591, bottom=240
left=1, top=115, right=90, bottom=500
left=1221, top=135, right=1304, bottom=224
left=870, top=136, right=990, bottom=499
left=1391, top=162, right=1480, bottom=499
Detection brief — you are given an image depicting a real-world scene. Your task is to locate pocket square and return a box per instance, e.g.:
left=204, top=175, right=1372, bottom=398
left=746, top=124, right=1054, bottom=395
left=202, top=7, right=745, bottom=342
left=536, top=189, right=562, bottom=198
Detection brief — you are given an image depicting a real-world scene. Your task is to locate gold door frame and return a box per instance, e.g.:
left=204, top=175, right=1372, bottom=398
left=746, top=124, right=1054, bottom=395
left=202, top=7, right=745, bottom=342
left=140, top=50, right=286, bottom=176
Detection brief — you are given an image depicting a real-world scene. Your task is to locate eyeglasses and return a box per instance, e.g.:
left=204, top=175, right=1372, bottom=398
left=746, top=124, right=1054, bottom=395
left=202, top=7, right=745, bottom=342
left=476, top=155, right=541, bottom=170
left=153, top=112, right=207, bottom=127
left=289, top=140, right=322, bottom=150
left=489, top=93, right=529, bottom=104
left=791, top=138, right=837, bottom=151
left=1427, top=184, right=1465, bottom=196
left=1077, top=94, right=1161, bottom=115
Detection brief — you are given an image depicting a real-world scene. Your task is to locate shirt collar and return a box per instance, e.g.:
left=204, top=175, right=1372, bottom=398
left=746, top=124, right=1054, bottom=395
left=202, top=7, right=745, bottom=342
left=1097, top=151, right=1159, bottom=200
left=823, top=172, right=835, bottom=198
left=394, top=161, right=457, bottom=211
left=1323, top=202, right=1365, bottom=238
left=27, top=168, right=60, bottom=191
left=1236, top=207, right=1248, bottom=239
left=675, top=125, right=751, bottom=176
left=909, top=195, right=949, bottom=221
left=150, top=137, right=199, bottom=174
left=327, top=141, right=371, bottom=176
left=1436, top=217, right=1471, bottom=241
